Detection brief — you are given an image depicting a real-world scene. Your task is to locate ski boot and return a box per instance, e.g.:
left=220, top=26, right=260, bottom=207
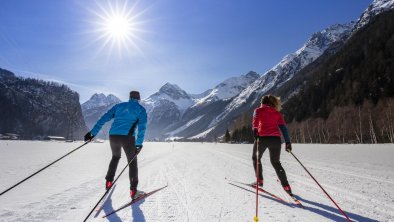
left=252, top=178, right=264, bottom=187
left=130, top=188, right=145, bottom=200
left=106, top=181, right=113, bottom=190
left=283, top=185, right=293, bottom=196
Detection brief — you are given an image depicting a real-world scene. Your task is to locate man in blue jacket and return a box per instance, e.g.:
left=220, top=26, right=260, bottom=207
left=84, top=91, right=147, bottom=199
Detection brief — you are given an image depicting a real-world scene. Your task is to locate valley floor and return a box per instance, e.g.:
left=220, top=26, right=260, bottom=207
left=0, top=141, right=393, bottom=221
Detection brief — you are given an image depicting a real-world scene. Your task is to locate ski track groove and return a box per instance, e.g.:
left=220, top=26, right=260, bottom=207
left=0, top=179, right=101, bottom=222
left=165, top=156, right=190, bottom=222
left=211, top=146, right=394, bottom=221
left=1, top=142, right=392, bottom=221
left=218, top=148, right=394, bottom=185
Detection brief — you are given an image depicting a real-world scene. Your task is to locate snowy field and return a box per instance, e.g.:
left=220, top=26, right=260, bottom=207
left=0, top=141, right=393, bottom=222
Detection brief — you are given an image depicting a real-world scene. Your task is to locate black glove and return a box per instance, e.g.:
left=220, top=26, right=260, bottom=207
left=285, top=143, right=292, bottom=152
left=253, top=128, right=259, bottom=140
left=84, top=132, right=94, bottom=142
left=135, top=145, right=143, bottom=155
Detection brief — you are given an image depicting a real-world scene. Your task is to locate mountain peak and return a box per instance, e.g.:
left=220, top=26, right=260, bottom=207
left=245, top=71, right=259, bottom=79
left=159, top=82, right=184, bottom=93
left=90, top=93, right=106, bottom=100
left=81, top=93, right=121, bottom=111
left=157, top=82, right=190, bottom=100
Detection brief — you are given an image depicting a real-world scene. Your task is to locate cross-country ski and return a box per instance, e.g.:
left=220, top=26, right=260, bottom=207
left=225, top=178, right=289, bottom=204
left=103, top=185, right=168, bottom=218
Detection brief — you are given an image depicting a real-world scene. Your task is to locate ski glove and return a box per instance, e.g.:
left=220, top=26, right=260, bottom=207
left=253, top=128, right=259, bottom=140
left=285, top=143, right=292, bottom=152
left=135, top=145, right=143, bottom=155
left=84, top=132, right=94, bottom=142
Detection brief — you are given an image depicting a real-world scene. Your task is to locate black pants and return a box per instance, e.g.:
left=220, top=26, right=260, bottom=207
left=252, top=136, right=289, bottom=187
left=106, top=135, right=138, bottom=189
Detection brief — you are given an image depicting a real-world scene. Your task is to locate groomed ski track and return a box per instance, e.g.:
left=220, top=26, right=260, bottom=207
left=0, top=141, right=393, bottom=221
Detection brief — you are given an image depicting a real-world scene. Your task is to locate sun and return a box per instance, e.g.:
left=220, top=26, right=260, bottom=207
left=90, top=1, right=147, bottom=56
left=104, top=14, right=132, bottom=40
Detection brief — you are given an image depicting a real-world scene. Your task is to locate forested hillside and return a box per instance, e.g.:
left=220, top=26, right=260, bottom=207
left=283, top=9, right=394, bottom=143
left=0, top=68, right=87, bottom=139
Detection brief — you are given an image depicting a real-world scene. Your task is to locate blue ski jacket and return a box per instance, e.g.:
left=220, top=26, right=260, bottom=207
left=91, top=99, right=147, bottom=146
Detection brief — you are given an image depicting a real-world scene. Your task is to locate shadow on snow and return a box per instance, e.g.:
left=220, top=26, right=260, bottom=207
left=295, top=195, right=379, bottom=222
left=101, top=187, right=146, bottom=222
left=228, top=183, right=378, bottom=221
left=94, top=185, right=116, bottom=218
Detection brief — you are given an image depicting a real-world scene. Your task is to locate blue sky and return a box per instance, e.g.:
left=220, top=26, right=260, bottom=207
left=0, top=0, right=372, bottom=102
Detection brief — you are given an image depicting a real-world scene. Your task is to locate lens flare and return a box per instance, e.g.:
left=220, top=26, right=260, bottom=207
left=90, top=1, right=148, bottom=57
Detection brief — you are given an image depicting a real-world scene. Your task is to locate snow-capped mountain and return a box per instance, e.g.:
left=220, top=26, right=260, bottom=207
left=212, top=22, right=355, bottom=126
left=140, top=83, right=194, bottom=140
left=142, top=83, right=194, bottom=117
left=81, top=93, right=121, bottom=111
left=353, top=0, right=394, bottom=31
left=158, top=71, right=259, bottom=140
left=141, top=72, right=259, bottom=140
left=81, top=93, right=122, bottom=139
left=193, top=71, right=259, bottom=107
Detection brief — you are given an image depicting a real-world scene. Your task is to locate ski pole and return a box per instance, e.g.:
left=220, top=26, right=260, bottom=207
left=83, top=153, right=138, bottom=222
left=0, top=141, right=91, bottom=197
left=254, top=137, right=259, bottom=222
left=289, top=151, right=352, bottom=222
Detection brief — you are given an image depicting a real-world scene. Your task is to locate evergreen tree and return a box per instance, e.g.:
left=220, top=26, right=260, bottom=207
left=224, top=129, right=231, bottom=143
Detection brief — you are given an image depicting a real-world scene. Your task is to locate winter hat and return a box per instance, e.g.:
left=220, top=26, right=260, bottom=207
left=129, top=91, right=141, bottom=100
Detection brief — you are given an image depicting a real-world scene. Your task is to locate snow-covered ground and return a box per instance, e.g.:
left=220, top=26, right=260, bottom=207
left=0, top=141, right=393, bottom=222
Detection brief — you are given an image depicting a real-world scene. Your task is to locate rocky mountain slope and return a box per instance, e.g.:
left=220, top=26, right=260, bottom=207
left=0, top=68, right=87, bottom=139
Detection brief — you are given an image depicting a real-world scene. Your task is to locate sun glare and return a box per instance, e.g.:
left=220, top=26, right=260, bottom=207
left=104, top=15, right=132, bottom=39
left=91, top=1, right=147, bottom=56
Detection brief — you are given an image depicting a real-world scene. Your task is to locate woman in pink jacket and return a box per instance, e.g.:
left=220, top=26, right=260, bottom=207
left=252, top=95, right=293, bottom=195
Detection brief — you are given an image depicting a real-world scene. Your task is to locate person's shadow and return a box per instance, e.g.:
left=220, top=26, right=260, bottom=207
left=98, top=186, right=121, bottom=222
left=131, top=198, right=146, bottom=222
left=294, top=195, right=379, bottom=222
left=228, top=183, right=379, bottom=221
left=101, top=188, right=146, bottom=222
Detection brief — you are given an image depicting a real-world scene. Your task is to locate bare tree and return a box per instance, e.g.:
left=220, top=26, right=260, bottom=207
left=369, top=111, right=377, bottom=144
left=385, top=100, right=394, bottom=143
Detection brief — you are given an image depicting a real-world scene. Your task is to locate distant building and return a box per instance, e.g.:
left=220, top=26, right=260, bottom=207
left=44, top=136, right=66, bottom=141
left=0, top=133, right=20, bottom=140
left=92, top=139, right=105, bottom=143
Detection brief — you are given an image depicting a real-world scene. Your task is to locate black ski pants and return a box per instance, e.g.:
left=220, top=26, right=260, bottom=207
left=106, top=135, right=138, bottom=189
left=252, top=136, right=289, bottom=187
